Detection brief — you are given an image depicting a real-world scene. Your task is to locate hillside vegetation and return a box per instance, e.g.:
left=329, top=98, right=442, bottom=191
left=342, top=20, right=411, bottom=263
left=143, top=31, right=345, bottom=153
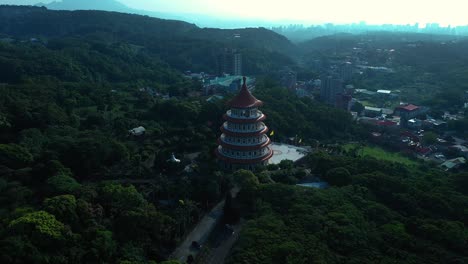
left=0, top=5, right=297, bottom=74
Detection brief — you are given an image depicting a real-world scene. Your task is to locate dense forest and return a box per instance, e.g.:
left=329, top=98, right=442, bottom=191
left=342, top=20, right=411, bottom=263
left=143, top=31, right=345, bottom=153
left=227, top=155, right=468, bottom=263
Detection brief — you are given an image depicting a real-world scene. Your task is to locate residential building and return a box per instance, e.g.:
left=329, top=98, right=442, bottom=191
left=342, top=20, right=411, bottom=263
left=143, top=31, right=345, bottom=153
left=339, top=62, right=353, bottom=82
left=320, top=76, right=344, bottom=106
left=394, top=104, right=428, bottom=127
left=218, top=48, right=242, bottom=76
left=449, top=145, right=468, bottom=159
left=336, top=94, right=352, bottom=111
left=377, top=89, right=392, bottom=98
left=364, top=106, right=382, bottom=117
left=423, top=119, right=448, bottom=131
left=440, top=157, right=466, bottom=171
left=407, top=118, right=423, bottom=129
left=203, top=75, right=254, bottom=95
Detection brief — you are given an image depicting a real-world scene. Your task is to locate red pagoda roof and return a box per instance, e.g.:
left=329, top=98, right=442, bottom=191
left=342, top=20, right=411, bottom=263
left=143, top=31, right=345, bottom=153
left=228, top=77, right=263, bottom=108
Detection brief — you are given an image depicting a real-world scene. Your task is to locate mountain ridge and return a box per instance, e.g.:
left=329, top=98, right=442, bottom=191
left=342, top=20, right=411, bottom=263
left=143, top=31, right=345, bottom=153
left=0, top=5, right=297, bottom=74
left=35, top=0, right=277, bottom=29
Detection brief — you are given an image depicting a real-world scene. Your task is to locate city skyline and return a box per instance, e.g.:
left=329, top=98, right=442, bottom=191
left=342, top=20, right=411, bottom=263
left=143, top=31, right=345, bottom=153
left=2, top=0, right=468, bottom=27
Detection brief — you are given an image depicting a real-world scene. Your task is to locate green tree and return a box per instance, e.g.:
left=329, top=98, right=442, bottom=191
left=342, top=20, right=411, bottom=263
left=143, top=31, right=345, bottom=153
left=0, top=144, right=33, bottom=169
left=325, top=167, right=352, bottom=186
left=43, top=194, right=78, bottom=226
left=423, top=131, right=438, bottom=145
left=46, top=172, right=81, bottom=195
left=233, top=169, right=259, bottom=192
left=86, top=229, right=117, bottom=262
left=278, top=160, right=294, bottom=170
left=8, top=211, right=66, bottom=242
left=101, top=183, right=146, bottom=214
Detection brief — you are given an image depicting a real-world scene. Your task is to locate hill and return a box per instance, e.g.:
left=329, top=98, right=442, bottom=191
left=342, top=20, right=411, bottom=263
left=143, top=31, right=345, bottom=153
left=37, top=0, right=189, bottom=22
left=297, top=31, right=459, bottom=53
left=36, top=0, right=277, bottom=29
left=40, top=0, right=130, bottom=12
left=0, top=5, right=297, bottom=74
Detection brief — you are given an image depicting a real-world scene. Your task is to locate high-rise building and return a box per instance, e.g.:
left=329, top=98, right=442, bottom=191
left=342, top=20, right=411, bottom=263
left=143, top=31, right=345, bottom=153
left=339, top=62, right=353, bottom=82
left=215, top=77, right=273, bottom=170
left=320, top=76, right=344, bottom=106
left=218, top=48, right=242, bottom=76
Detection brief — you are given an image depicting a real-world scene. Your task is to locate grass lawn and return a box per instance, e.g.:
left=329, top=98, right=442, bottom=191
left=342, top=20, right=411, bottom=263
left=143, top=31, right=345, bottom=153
left=343, top=143, right=419, bottom=167
left=359, top=100, right=376, bottom=107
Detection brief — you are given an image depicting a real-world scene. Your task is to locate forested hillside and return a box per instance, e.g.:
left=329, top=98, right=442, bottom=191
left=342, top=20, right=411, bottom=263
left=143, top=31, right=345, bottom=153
left=227, top=155, right=468, bottom=263
left=0, top=5, right=296, bottom=74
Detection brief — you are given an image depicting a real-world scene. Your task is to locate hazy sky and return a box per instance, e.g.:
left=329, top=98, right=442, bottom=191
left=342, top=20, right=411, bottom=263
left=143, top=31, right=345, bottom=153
left=3, top=0, right=468, bottom=26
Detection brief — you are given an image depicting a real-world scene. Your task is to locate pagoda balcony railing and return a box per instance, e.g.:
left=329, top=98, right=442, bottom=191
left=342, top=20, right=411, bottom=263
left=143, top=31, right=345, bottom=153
left=218, top=146, right=271, bottom=159
left=223, top=122, right=266, bottom=133
left=226, top=110, right=263, bottom=119
left=220, top=134, right=268, bottom=146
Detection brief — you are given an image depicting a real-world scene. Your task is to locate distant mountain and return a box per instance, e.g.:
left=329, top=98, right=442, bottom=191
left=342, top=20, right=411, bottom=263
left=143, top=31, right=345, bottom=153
left=38, top=0, right=129, bottom=12
left=34, top=0, right=277, bottom=29
left=0, top=5, right=297, bottom=74
left=297, top=32, right=459, bottom=54
left=35, top=0, right=187, bottom=21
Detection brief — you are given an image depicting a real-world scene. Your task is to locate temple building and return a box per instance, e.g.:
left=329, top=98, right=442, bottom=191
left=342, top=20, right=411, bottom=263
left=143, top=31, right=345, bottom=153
left=215, top=77, right=273, bottom=170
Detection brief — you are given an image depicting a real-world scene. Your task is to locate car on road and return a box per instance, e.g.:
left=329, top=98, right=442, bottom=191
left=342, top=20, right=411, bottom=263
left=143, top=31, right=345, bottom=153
left=191, top=241, right=202, bottom=250
left=225, top=224, right=235, bottom=235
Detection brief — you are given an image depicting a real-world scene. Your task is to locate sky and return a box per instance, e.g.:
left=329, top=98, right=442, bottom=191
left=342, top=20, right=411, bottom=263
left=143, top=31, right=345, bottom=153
left=3, top=0, right=468, bottom=26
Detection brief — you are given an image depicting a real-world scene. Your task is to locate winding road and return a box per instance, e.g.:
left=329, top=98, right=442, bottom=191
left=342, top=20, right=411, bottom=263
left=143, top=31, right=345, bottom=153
left=170, top=200, right=226, bottom=262
left=170, top=188, right=240, bottom=263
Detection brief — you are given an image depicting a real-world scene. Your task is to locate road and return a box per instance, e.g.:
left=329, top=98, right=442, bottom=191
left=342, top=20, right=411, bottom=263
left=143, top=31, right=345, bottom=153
left=204, top=222, right=244, bottom=264
left=170, top=200, right=225, bottom=263
left=169, top=188, right=240, bottom=263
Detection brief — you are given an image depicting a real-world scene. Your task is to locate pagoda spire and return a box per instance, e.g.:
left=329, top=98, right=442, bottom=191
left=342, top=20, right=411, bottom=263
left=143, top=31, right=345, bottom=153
left=228, top=77, right=263, bottom=108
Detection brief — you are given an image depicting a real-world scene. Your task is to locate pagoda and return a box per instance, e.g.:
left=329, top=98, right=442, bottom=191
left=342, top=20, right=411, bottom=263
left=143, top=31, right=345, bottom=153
left=215, top=77, right=273, bottom=170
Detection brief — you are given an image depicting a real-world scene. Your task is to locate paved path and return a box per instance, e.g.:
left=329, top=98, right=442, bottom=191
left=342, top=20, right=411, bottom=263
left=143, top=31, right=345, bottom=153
left=205, top=222, right=244, bottom=264
left=170, top=188, right=239, bottom=263
left=170, top=200, right=225, bottom=263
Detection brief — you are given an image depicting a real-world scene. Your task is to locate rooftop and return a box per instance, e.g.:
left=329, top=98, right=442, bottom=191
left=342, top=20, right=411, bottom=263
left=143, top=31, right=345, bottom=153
left=377, top=120, right=398, bottom=126
left=228, top=77, right=263, bottom=108
left=440, top=157, right=466, bottom=170
left=377, top=89, right=392, bottom=94
left=207, top=75, right=253, bottom=87
left=397, top=104, right=419, bottom=111
left=269, top=142, right=309, bottom=164
left=365, top=106, right=382, bottom=112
